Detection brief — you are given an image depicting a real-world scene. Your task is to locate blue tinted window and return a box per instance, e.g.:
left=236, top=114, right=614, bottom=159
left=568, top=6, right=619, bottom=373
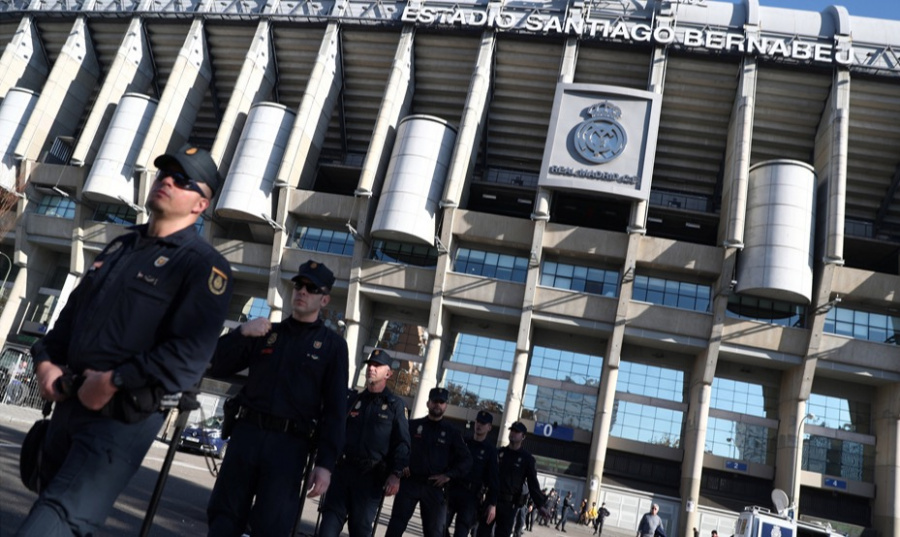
left=454, top=248, right=528, bottom=283
left=36, top=195, right=75, bottom=219
left=824, top=306, right=900, bottom=345
left=540, top=261, right=618, bottom=297
left=633, top=275, right=711, bottom=313
left=291, top=225, right=355, bottom=256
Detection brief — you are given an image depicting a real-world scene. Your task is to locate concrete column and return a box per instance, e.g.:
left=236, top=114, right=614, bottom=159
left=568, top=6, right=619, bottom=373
left=412, top=205, right=458, bottom=418
left=719, top=56, right=757, bottom=248
left=137, top=19, right=212, bottom=170
left=0, top=16, right=49, bottom=97
left=71, top=18, right=156, bottom=167
left=873, top=383, right=900, bottom=537
left=678, top=249, right=736, bottom=536
left=586, top=232, right=640, bottom=506
left=680, top=353, right=712, bottom=532
left=815, top=68, right=850, bottom=264
left=441, top=29, right=495, bottom=207
left=413, top=331, right=443, bottom=419
left=500, top=219, right=544, bottom=440
left=211, top=20, right=277, bottom=173
left=0, top=267, right=27, bottom=347
left=276, top=22, right=341, bottom=190
left=355, top=25, right=414, bottom=197
left=15, top=17, right=100, bottom=163
left=774, top=367, right=806, bottom=504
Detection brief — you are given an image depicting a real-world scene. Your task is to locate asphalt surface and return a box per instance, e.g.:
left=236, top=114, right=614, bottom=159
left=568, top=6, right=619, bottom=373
left=1, top=402, right=634, bottom=537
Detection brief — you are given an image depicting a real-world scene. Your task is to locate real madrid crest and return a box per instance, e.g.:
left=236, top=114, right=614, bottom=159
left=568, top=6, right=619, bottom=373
left=355, top=400, right=362, bottom=410
left=266, top=333, right=278, bottom=346
left=382, top=404, right=388, bottom=410
left=208, top=266, right=228, bottom=295
left=417, top=425, right=423, bottom=435
left=574, top=101, right=628, bottom=164
left=314, top=341, right=322, bottom=349
left=154, top=256, right=169, bottom=267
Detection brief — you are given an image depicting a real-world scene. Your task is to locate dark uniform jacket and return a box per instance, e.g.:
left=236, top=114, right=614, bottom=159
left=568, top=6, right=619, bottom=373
left=209, top=316, right=348, bottom=471
left=460, top=437, right=500, bottom=505
left=407, top=417, right=472, bottom=480
left=32, top=224, right=233, bottom=396
left=343, top=387, right=411, bottom=476
left=497, top=446, right=547, bottom=508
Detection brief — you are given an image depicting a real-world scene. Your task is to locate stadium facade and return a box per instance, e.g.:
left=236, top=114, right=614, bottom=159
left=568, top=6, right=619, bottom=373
left=1, top=0, right=899, bottom=535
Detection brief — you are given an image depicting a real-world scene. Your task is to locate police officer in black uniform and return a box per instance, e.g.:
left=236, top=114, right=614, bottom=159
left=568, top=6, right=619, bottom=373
left=206, top=259, right=349, bottom=536
left=479, top=421, right=548, bottom=537
left=18, top=145, right=233, bottom=536
left=445, top=410, right=500, bottom=537
left=318, top=349, right=411, bottom=537
left=385, top=387, right=472, bottom=537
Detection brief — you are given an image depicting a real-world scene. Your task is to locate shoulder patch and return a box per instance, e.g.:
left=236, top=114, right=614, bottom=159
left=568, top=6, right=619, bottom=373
left=208, top=266, right=228, bottom=295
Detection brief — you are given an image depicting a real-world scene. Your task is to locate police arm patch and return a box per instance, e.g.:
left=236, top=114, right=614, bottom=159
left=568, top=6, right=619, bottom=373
left=208, top=266, right=228, bottom=295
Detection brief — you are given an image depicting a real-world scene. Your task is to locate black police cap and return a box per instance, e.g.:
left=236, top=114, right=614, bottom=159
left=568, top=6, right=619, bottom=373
left=291, top=260, right=335, bottom=290
left=153, top=144, right=221, bottom=195
left=366, top=349, right=392, bottom=367
left=429, top=387, right=449, bottom=403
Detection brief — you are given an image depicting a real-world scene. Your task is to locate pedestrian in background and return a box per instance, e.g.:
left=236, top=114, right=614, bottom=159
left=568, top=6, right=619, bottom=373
left=17, top=145, right=232, bottom=536
left=637, top=504, right=665, bottom=537
left=555, top=491, right=576, bottom=532
left=593, top=502, right=611, bottom=536
left=206, top=259, right=348, bottom=536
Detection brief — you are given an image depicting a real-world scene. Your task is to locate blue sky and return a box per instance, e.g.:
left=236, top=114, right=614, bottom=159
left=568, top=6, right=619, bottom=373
left=727, top=1, right=900, bottom=21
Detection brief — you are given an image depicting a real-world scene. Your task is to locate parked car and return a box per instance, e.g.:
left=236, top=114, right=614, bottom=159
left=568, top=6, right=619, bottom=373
left=178, top=416, right=228, bottom=458
left=0, top=344, right=41, bottom=408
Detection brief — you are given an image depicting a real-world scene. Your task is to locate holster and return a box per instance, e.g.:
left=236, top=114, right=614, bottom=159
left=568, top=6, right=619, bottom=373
left=221, top=396, right=240, bottom=440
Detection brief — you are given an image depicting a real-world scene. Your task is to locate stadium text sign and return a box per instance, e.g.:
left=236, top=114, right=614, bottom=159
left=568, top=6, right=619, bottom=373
left=400, top=6, right=852, bottom=66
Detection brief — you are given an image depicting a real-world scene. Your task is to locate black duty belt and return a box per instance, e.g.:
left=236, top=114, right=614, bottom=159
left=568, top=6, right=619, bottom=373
left=238, top=407, right=312, bottom=437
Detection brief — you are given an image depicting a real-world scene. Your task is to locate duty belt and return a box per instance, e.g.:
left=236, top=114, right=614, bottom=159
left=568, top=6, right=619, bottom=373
left=238, top=407, right=312, bottom=437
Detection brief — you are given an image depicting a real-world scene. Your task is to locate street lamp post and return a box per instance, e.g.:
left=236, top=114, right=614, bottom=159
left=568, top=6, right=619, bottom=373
left=790, top=412, right=816, bottom=516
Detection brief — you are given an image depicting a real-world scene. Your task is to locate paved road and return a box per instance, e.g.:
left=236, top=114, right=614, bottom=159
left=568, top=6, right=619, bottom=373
left=1, top=402, right=632, bottom=537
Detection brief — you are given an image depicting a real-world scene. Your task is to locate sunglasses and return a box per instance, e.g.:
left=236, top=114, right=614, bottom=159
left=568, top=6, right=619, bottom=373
left=293, top=281, right=325, bottom=295
left=157, top=168, right=207, bottom=199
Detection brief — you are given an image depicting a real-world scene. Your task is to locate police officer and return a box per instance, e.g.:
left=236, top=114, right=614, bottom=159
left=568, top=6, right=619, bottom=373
left=480, top=421, right=548, bottom=537
left=385, top=387, right=472, bottom=537
left=318, top=349, right=411, bottom=537
left=206, top=259, right=349, bottom=536
left=445, top=410, right=500, bottom=537
left=18, top=145, right=233, bottom=536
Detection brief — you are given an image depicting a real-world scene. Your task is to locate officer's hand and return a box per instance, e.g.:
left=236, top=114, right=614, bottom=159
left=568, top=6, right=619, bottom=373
left=429, top=473, right=451, bottom=487
left=78, top=369, right=118, bottom=411
left=239, top=318, right=272, bottom=337
left=306, top=466, right=331, bottom=498
left=485, top=504, right=496, bottom=525
left=35, top=361, right=65, bottom=402
left=384, top=473, right=401, bottom=496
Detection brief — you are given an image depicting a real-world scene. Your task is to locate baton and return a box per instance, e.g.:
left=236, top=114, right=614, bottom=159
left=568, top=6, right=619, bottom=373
left=371, top=489, right=387, bottom=537
left=291, top=446, right=318, bottom=536
left=139, top=407, right=190, bottom=537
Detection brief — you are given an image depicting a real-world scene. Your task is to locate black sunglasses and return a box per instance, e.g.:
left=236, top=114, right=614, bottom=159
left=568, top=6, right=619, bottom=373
left=157, top=168, right=207, bottom=199
left=293, top=281, right=325, bottom=295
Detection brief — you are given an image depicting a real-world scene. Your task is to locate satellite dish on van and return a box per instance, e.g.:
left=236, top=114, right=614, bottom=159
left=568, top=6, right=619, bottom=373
left=771, top=489, right=790, bottom=515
